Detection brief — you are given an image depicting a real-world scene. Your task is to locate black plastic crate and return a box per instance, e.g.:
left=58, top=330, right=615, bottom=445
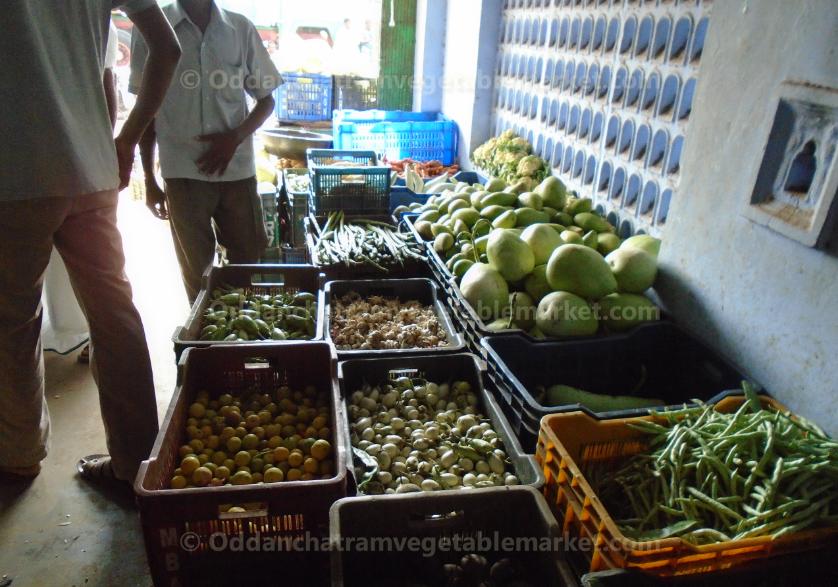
left=323, top=278, right=464, bottom=358
left=172, top=264, right=324, bottom=361
left=136, top=342, right=348, bottom=587
left=329, top=486, right=577, bottom=587
left=481, top=322, right=755, bottom=451
left=336, top=352, right=543, bottom=492
left=304, top=215, right=431, bottom=280
left=332, top=76, right=378, bottom=111
left=307, top=149, right=390, bottom=215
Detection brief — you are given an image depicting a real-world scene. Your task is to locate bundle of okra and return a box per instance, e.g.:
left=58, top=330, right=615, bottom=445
left=590, top=384, right=838, bottom=545
left=310, top=212, right=424, bottom=271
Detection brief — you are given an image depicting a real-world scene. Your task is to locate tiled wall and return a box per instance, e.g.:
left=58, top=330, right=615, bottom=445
left=492, top=0, right=711, bottom=236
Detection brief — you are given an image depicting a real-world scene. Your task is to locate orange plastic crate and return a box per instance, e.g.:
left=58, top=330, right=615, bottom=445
left=535, top=395, right=838, bottom=576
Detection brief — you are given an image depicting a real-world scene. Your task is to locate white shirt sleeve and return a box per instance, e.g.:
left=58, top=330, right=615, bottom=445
left=105, top=21, right=119, bottom=69
left=113, top=0, right=156, bottom=15
left=244, top=22, right=282, bottom=101
left=127, top=25, right=149, bottom=95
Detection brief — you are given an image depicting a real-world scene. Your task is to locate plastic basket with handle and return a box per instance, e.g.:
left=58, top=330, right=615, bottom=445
left=307, top=149, right=390, bottom=215
left=275, top=72, right=333, bottom=121
left=329, top=486, right=578, bottom=586
left=171, top=264, right=325, bottom=362
left=535, top=394, right=838, bottom=576
left=134, top=342, right=349, bottom=587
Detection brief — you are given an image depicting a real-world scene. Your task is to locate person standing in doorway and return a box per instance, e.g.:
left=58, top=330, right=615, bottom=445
left=130, top=0, right=282, bottom=304
left=0, top=1, right=181, bottom=483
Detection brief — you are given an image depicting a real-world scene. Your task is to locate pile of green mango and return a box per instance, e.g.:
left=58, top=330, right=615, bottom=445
left=405, top=174, right=664, bottom=338
left=198, top=288, right=317, bottom=342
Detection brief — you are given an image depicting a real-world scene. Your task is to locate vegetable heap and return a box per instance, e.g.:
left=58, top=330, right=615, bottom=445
left=386, top=157, right=460, bottom=179
left=284, top=169, right=310, bottom=194
left=199, top=287, right=317, bottom=342
left=471, top=129, right=549, bottom=191
left=349, top=375, right=520, bottom=494
left=310, top=212, right=424, bottom=272
left=592, top=386, right=838, bottom=545
left=170, top=387, right=334, bottom=489
left=330, top=292, right=449, bottom=351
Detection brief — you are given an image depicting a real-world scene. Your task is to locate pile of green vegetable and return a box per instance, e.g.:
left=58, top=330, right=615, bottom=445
left=349, top=375, right=520, bottom=494
left=310, top=212, right=424, bottom=272
left=590, top=386, right=838, bottom=546
left=471, top=129, right=550, bottom=190
left=407, top=172, right=662, bottom=338
left=199, top=287, right=317, bottom=341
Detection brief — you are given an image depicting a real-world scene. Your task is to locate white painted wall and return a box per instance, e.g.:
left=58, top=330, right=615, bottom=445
left=441, top=0, right=503, bottom=169
left=657, top=0, right=838, bottom=434
left=413, top=0, right=448, bottom=112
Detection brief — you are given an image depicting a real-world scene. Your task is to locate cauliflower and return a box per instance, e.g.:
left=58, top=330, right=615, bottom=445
left=517, top=155, right=544, bottom=177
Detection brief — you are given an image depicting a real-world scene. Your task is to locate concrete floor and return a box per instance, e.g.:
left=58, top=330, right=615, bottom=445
left=0, top=191, right=189, bottom=587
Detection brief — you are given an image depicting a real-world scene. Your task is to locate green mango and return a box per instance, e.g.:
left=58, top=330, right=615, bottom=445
left=474, top=235, right=489, bottom=254
left=480, top=204, right=513, bottom=221
left=517, top=192, right=544, bottom=211
left=597, top=233, right=621, bottom=256
left=448, top=198, right=470, bottom=214
left=434, top=233, right=455, bottom=255
left=492, top=209, right=517, bottom=229
left=484, top=177, right=507, bottom=192
left=574, top=212, right=613, bottom=233
left=542, top=206, right=558, bottom=219
left=451, top=207, right=481, bottom=228
left=470, top=190, right=487, bottom=209
left=431, top=223, right=452, bottom=237
left=446, top=252, right=466, bottom=269
left=555, top=212, right=574, bottom=226
left=564, top=196, right=593, bottom=215
left=481, top=191, right=518, bottom=208
left=534, top=176, right=568, bottom=210
left=418, top=209, right=440, bottom=223
left=560, top=230, right=583, bottom=244
left=514, top=207, right=551, bottom=227
left=414, top=220, right=433, bottom=240
left=582, top=230, right=599, bottom=249
left=452, top=219, right=469, bottom=235
left=453, top=259, right=475, bottom=279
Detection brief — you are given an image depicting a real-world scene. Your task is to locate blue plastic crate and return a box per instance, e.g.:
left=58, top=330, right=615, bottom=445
left=388, top=186, right=431, bottom=215
left=275, top=72, right=333, bottom=122
left=306, top=149, right=390, bottom=215
left=333, top=110, right=458, bottom=165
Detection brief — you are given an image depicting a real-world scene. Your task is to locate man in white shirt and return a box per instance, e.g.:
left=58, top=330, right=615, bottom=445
left=0, top=1, right=181, bottom=483
left=130, top=0, right=282, bottom=303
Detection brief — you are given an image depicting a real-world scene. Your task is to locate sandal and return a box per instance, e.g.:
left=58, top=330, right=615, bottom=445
left=78, top=344, right=90, bottom=364
left=77, top=454, right=119, bottom=483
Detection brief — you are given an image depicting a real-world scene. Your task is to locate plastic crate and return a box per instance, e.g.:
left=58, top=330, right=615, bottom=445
left=453, top=170, right=489, bottom=185
left=322, top=278, right=464, bottom=358
left=304, top=215, right=430, bottom=280
left=481, top=323, right=750, bottom=451
left=281, top=246, right=309, bottom=264
left=329, top=486, right=577, bottom=587
left=275, top=72, right=333, bottom=122
left=134, top=342, right=349, bottom=587
left=333, top=110, right=458, bottom=165
left=388, top=186, right=430, bottom=217
left=580, top=547, right=838, bottom=587
left=307, top=149, right=390, bottom=215
left=332, top=76, right=378, bottom=111
left=336, top=352, right=543, bottom=492
left=172, top=264, right=325, bottom=361
left=260, top=189, right=280, bottom=248
left=535, top=394, right=838, bottom=577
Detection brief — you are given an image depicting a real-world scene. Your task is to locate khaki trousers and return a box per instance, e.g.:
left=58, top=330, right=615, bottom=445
left=164, top=176, right=268, bottom=304
left=0, top=190, right=157, bottom=481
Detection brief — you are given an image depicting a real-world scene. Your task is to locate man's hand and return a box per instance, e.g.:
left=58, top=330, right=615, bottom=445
left=196, top=130, right=242, bottom=177
left=114, top=134, right=136, bottom=190
left=146, top=179, right=169, bottom=220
